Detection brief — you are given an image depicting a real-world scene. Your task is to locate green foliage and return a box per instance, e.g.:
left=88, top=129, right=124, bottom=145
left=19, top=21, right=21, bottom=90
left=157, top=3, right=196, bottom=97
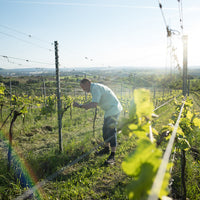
left=120, top=89, right=153, bottom=138
left=160, top=97, right=197, bottom=151
left=0, top=83, right=5, bottom=95
left=122, top=139, right=162, bottom=200
left=74, top=94, right=92, bottom=104
left=133, top=89, right=153, bottom=124
left=173, top=97, right=200, bottom=151
left=10, top=95, right=31, bottom=117
left=1, top=74, right=200, bottom=199
left=40, top=95, right=56, bottom=116
left=62, top=95, right=73, bottom=107
left=31, top=95, right=43, bottom=108
left=179, top=98, right=200, bottom=150
left=0, top=83, right=8, bottom=115
left=176, top=127, right=191, bottom=151
left=121, top=89, right=169, bottom=199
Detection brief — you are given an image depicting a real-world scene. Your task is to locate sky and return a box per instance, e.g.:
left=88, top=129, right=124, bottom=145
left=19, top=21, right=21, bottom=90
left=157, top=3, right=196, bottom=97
left=0, top=0, right=200, bottom=70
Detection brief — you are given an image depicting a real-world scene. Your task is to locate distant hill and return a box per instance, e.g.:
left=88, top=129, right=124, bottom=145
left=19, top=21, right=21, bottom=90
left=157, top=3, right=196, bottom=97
left=0, top=66, right=200, bottom=77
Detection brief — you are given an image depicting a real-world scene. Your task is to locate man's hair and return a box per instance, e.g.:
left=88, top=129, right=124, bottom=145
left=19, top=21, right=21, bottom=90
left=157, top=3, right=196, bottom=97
left=80, top=78, right=91, bottom=84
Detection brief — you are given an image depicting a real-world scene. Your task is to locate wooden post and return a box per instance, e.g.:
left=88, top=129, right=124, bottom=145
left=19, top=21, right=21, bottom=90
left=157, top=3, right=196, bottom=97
left=121, top=83, right=122, bottom=98
left=181, top=150, right=186, bottom=200
left=188, top=78, right=190, bottom=96
left=182, top=35, right=188, bottom=96
left=43, top=77, right=46, bottom=106
left=9, top=79, right=12, bottom=106
left=55, top=41, right=63, bottom=152
left=84, top=73, right=87, bottom=101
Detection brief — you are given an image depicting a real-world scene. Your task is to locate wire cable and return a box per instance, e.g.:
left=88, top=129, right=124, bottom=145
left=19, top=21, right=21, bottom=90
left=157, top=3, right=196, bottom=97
left=157, top=0, right=181, bottom=37
left=0, top=31, right=53, bottom=52
left=0, top=24, right=53, bottom=45
left=153, top=94, right=180, bottom=112
left=148, top=99, right=185, bottom=200
left=15, top=133, right=117, bottom=200
left=157, top=0, right=168, bottom=29
left=0, top=55, right=54, bottom=66
left=177, top=0, right=184, bottom=33
left=157, top=0, right=172, bottom=37
left=0, top=56, right=23, bottom=67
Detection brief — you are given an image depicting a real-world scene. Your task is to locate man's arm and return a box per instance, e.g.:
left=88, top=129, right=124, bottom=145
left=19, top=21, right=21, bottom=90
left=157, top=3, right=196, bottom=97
left=82, top=102, right=97, bottom=110
left=73, top=101, right=97, bottom=110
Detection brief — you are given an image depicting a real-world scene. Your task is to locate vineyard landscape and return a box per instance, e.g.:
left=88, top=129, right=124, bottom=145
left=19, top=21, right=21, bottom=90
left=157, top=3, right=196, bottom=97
left=1, top=0, right=200, bottom=199
left=0, top=67, right=200, bottom=200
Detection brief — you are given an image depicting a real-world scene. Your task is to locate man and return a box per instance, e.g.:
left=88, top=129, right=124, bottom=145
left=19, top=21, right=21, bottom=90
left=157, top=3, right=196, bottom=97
left=73, top=78, right=122, bottom=164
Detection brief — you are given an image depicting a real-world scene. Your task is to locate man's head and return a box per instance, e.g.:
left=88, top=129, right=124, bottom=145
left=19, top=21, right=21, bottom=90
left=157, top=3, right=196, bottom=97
left=80, top=78, right=91, bottom=93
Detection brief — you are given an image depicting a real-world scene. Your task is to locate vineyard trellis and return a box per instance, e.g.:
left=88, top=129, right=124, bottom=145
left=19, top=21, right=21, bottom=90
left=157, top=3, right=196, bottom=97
left=1, top=0, right=197, bottom=198
left=0, top=75, right=187, bottom=193
left=11, top=89, right=183, bottom=200
left=148, top=99, right=186, bottom=200
left=1, top=77, right=199, bottom=199
left=0, top=2, right=192, bottom=200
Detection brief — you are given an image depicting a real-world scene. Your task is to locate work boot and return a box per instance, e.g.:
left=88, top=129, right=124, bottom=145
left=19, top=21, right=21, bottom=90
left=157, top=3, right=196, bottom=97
left=105, top=153, right=115, bottom=165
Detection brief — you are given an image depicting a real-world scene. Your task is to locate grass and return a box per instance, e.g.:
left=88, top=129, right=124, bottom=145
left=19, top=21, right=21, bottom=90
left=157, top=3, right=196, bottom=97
left=0, top=103, right=136, bottom=199
left=38, top=133, right=136, bottom=200
left=1, top=92, right=200, bottom=199
left=152, top=95, right=182, bottom=134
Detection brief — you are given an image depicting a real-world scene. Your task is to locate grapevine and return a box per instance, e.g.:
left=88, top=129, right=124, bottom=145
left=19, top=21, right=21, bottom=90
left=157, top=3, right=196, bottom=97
left=120, top=89, right=169, bottom=200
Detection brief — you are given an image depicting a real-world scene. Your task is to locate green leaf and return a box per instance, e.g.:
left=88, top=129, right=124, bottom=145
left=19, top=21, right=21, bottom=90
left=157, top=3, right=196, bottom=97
left=0, top=83, right=5, bottom=95
left=193, top=117, right=200, bottom=128
left=129, top=123, right=138, bottom=130
left=129, top=99, right=136, bottom=119
left=152, top=127, right=159, bottom=136
left=122, top=139, right=162, bottom=199
left=176, top=127, right=190, bottom=150
left=134, top=89, right=153, bottom=125
left=122, top=139, right=161, bottom=176
left=36, top=103, right=41, bottom=107
left=127, top=163, right=155, bottom=200
left=186, top=110, right=193, bottom=121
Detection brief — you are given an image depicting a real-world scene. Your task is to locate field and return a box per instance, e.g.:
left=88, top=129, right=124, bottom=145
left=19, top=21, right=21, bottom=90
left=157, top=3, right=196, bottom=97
left=0, top=68, right=200, bottom=200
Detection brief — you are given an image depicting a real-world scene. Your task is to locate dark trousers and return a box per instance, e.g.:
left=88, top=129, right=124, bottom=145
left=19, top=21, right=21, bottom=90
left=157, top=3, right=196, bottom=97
left=102, top=114, right=119, bottom=147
